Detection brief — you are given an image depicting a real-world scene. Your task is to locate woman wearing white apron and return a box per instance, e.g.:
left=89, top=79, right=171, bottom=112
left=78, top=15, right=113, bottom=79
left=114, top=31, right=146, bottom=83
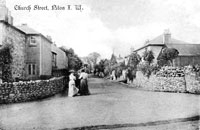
left=68, top=70, right=79, bottom=97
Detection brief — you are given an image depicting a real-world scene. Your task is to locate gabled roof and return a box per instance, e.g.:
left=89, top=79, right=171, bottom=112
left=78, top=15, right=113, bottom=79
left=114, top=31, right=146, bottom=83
left=145, top=34, right=164, bottom=45
left=145, top=34, right=189, bottom=45
left=16, top=24, right=39, bottom=34
left=0, top=20, right=26, bottom=35
left=16, top=24, right=52, bottom=43
left=166, top=44, right=200, bottom=56
left=135, top=33, right=190, bottom=52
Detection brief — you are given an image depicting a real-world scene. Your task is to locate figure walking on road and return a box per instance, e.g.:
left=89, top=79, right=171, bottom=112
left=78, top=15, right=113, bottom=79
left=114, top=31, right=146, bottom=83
left=68, top=70, right=79, bottom=97
left=111, top=69, right=116, bottom=80
left=79, top=69, right=90, bottom=95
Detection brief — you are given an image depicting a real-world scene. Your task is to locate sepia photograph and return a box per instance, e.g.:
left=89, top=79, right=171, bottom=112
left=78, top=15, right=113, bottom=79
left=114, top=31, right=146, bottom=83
left=0, top=0, right=200, bottom=129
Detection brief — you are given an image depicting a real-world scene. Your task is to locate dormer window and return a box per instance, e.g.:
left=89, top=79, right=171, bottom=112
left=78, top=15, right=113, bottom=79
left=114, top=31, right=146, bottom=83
left=30, top=36, right=37, bottom=46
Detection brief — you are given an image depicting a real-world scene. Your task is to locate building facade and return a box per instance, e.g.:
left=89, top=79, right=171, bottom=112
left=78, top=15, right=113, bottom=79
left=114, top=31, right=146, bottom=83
left=0, top=4, right=27, bottom=81
left=17, top=24, right=53, bottom=79
left=51, top=43, right=68, bottom=76
left=134, top=30, right=200, bottom=66
left=0, top=3, right=68, bottom=81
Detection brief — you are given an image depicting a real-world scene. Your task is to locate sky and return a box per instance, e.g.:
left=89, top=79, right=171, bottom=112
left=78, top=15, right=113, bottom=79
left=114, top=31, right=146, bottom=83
left=5, top=0, right=200, bottom=59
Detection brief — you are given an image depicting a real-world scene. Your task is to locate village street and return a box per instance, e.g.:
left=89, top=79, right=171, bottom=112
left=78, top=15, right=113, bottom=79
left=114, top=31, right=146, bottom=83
left=0, top=78, right=200, bottom=130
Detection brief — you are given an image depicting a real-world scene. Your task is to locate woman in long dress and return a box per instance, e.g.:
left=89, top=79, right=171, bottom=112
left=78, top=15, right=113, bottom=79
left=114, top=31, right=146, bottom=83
left=68, top=71, right=79, bottom=97
left=79, top=69, right=90, bottom=95
left=111, top=69, right=116, bottom=80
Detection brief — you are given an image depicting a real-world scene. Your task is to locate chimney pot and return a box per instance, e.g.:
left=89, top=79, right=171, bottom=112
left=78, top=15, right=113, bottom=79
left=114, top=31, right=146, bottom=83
left=0, top=0, right=6, bottom=7
left=163, top=29, right=171, bottom=44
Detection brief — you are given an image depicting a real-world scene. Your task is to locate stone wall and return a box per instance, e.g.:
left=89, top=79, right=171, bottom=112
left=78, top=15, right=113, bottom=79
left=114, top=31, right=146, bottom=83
left=0, top=76, right=66, bottom=104
left=185, top=73, right=200, bottom=94
left=132, top=71, right=186, bottom=93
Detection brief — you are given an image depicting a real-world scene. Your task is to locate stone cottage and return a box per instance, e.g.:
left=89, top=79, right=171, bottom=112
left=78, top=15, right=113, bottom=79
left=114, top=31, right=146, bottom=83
left=0, top=3, right=26, bottom=81
left=134, top=30, right=200, bottom=66
left=0, top=3, right=68, bottom=81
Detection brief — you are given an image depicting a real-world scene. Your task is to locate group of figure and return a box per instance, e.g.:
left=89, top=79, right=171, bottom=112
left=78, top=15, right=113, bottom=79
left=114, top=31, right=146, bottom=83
left=68, top=69, right=90, bottom=97
left=110, top=67, right=136, bottom=83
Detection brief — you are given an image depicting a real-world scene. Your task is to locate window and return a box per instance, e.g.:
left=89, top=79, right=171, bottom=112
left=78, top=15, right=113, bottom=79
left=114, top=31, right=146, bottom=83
left=28, top=64, right=36, bottom=75
left=30, top=36, right=37, bottom=46
left=32, top=64, right=36, bottom=75
left=52, top=52, right=57, bottom=68
left=28, top=64, right=32, bottom=75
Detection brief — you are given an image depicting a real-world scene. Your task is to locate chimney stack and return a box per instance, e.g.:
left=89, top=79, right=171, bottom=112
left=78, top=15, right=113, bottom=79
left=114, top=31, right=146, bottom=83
left=8, top=10, right=13, bottom=25
left=0, top=0, right=6, bottom=7
left=0, top=0, right=8, bottom=22
left=163, top=29, right=171, bottom=44
left=0, top=1, right=14, bottom=25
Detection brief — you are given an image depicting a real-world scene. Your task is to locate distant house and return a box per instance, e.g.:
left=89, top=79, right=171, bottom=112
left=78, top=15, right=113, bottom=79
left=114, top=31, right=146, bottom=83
left=134, top=30, right=200, bottom=66
left=0, top=3, right=68, bottom=81
left=116, top=55, right=124, bottom=64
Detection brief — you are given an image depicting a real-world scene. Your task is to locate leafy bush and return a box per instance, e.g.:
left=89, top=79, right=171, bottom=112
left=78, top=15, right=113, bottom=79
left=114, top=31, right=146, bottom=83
left=0, top=43, right=13, bottom=82
left=142, top=50, right=155, bottom=65
left=138, top=63, right=152, bottom=78
left=128, top=52, right=141, bottom=68
left=157, top=48, right=179, bottom=66
left=138, top=62, right=160, bottom=78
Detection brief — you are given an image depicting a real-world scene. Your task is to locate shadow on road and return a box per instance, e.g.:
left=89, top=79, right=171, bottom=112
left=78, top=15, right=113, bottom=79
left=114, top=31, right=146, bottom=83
left=61, top=115, right=200, bottom=130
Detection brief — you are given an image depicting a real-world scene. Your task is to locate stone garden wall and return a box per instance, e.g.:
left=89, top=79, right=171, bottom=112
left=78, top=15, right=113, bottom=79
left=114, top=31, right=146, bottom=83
left=132, top=71, right=186, bottom=93
left=131, top=70, right=200, bottom=94
left=185, top=72, right=200, bottom=94
left=0, top=76, right=66, bottom=104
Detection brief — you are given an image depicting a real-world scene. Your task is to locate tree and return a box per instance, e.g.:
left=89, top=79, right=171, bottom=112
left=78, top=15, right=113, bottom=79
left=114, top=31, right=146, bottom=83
left=94, top=59, right=108, bottom=73
left=60, top=46, right=83, bottom=71
left=128, top=52, right=141, bottom=68
left=68, top=54, right=82, bottom=70
left=98, top=59, right=105, bottom=72
left=143, top=50, right=155, bottom=65
left=60, top=46, right=74, bottom=56
left=157, top=48, right=179, bottom=66
left=88, top=52, right=101, bottom=66
left=81, top=56, right=93, bottom=72
left=110, top=53, right=117, bottom=66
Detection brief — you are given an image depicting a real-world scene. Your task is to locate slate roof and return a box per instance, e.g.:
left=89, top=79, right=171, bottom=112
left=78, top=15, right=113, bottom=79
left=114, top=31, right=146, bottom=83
left=145, top=34, right=189, bottom=45
left=166, top=44, right=200, bottom=56
left=134, top=33, right=197, bottom=55
left=16, top=24, right=39, bottom=34
left=16, top=24, right=52, bottom=43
